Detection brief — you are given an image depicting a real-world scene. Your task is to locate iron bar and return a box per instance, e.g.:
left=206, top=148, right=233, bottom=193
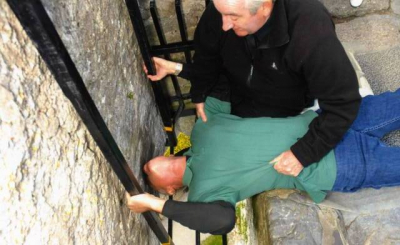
left=179, top=109, right=196, bottom=117
left=6, top=1, right=173, bottom=244
left=125, top=0, right=177, bottom=148
left=151, top=1, right=186, bottom=239
left=125, top=0, right=156, bottom=75
left=170, top=93, right=192, bottom=102
left=151, top=41, right=194, bottom=56
left=223, top=234, right=228, bottom=245
left=196, top=231, right=201, bottom=245
left=175, top=0, right=192, bottom=64
left=150, top=0, right=185, bottom=127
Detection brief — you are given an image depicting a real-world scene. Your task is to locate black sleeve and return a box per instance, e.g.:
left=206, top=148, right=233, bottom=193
left=161, top=200, right=236, bottom=235
left=289, top=6, right=361, bottom=167
left=186, top=2, right=224, bottom=103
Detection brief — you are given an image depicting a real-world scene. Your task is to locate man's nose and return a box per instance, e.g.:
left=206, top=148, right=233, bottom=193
left=222, top=16, right=233, bottom=31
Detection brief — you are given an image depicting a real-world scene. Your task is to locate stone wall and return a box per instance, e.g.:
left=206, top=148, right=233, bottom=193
left=0, top=0, right=165, bottom=244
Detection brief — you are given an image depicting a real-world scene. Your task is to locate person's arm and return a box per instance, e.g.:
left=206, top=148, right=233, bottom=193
left=273, top=6, right=361, bottom=175
left=187, top=2, right=224, bottom=104
left=126, top=193, right=235, bottom=235
left=162, top=200, right=235, bottom=235
left=290, top=8, right=361, bottom=167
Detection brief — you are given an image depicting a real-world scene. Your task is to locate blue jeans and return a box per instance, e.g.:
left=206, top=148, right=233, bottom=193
left=332, top=88, right=400, bottom=192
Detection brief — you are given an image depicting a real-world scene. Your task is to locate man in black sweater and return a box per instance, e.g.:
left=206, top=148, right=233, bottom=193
left=147, top=0, right=361, bottom=177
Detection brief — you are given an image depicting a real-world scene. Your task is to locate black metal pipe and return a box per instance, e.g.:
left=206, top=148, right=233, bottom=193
left=223, top=234, right=228, bottom=245
left=196, top=231, right=201, bottom=245
left=151, top=41, right=194, bottom=55
left=6, top=1, right=173, bottom=244
left=175, top=0, right=192, bottom=64
left=170, top=93, right=192, bottom=102
left=150, top=0, right=184, bottom=118
left=125, top=0, right=156, bottom=75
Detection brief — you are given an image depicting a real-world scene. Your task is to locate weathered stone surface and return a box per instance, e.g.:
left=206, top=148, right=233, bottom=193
left=142, top=0, right=206, bottom=43
left=40, top=0, right=166, bottom=178
left=227, top=199, right=258, bottom=245
left=1, top=0, right=164, bottom=244
left=319, top=0, right=390, bottom=18
left=392, top=0, right=400, bottom=15
left=253, top=191, right=325, bottom=245
left=253, top=188, right=400, bottom=245
left=336, top=14, right=400, bottom=54
left=324, top=188, right=400, bottom=245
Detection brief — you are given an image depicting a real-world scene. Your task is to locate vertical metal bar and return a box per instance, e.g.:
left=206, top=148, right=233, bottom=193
left=222, top=234, right=228, bottom=245
left=196, top=231, right=201, bottom=245
left=125, top=0, right=177, bottom=148
left=151, top=82, right=177, bottom=148
left=5, top=1, right=173, bottom=244
left=124, top=0, right=156, bottom=75
left=168, top=145, right=174, bottom=239
left=168, top=196, right=173, bottom=238
left=150, top=0, right=184, bottom=136
left=175, top=0, right=192, bottom=64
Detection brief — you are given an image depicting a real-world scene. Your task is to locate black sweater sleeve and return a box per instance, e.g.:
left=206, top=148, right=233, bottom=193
left=288, top=5, right=361, bottom=167
left=185, top=3, right=224, bottom=103
left=161, top=200, right=236, bottom=235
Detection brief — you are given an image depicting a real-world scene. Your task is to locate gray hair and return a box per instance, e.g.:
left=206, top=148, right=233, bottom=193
left=245, top=0, right=276, bottom=14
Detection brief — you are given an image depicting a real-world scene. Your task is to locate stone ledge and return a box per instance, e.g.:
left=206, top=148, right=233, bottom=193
left=253, top=187, right=400, bottom=245
left=319, top=0, right=390, bottom=18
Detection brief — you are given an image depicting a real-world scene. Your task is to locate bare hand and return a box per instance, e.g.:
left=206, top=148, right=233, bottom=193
left=143, top=57, right=177, bottom=81
left=195, top=102, right=207, bottom=122
left=125, top=192, right=166, bottom=213
left=270, top=150, right=304, bottom=177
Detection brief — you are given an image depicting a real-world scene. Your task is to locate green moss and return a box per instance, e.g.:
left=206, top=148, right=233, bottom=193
left=201, top=235, right=222, bottom=245
left=127, top=92, right=134, bottom=100
left=252, top=194, right=271, bottom=245
left=236, top=201, right=249, bottom=242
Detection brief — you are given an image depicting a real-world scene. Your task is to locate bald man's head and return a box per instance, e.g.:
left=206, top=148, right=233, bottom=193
left=143, top=156, right=186, bottom=195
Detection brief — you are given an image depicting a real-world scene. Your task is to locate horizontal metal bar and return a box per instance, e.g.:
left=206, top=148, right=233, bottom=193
left=178, top=109, right=196, bottom=117
left=151, top=41, right=194, bottom=55
left=6, top=1, right=172, bottom=244
left=170, top=93, right=192, bottom=102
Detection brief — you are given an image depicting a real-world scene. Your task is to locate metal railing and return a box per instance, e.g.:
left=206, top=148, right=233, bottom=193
left=124, top=0, right=229, bottom=244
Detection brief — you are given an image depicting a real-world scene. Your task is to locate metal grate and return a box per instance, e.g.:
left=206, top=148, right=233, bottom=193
left=124, top=0, right=229, bottom=244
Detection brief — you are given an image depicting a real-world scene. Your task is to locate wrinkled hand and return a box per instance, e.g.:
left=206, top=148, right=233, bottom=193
left=195, top=102, right=207, bottom=122
left=143, top=57, right=177, bottom=81
left=125, top=192, right=166, bottom=213
left=270, top=150, right=304, bottom=177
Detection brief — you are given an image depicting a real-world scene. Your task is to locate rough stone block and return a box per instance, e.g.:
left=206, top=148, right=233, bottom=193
left=319, top=0, right=390, bottom=18
left=393, top=0, right=400, bottom=15
left=336, top=14, right=400, bottom=54
left=253, top=188, right=400, bottom=245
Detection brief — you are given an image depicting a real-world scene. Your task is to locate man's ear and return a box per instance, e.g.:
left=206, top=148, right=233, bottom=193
left=166, top=186, right=176, bottom=196
left=261, top=1, right=273, bottom=18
